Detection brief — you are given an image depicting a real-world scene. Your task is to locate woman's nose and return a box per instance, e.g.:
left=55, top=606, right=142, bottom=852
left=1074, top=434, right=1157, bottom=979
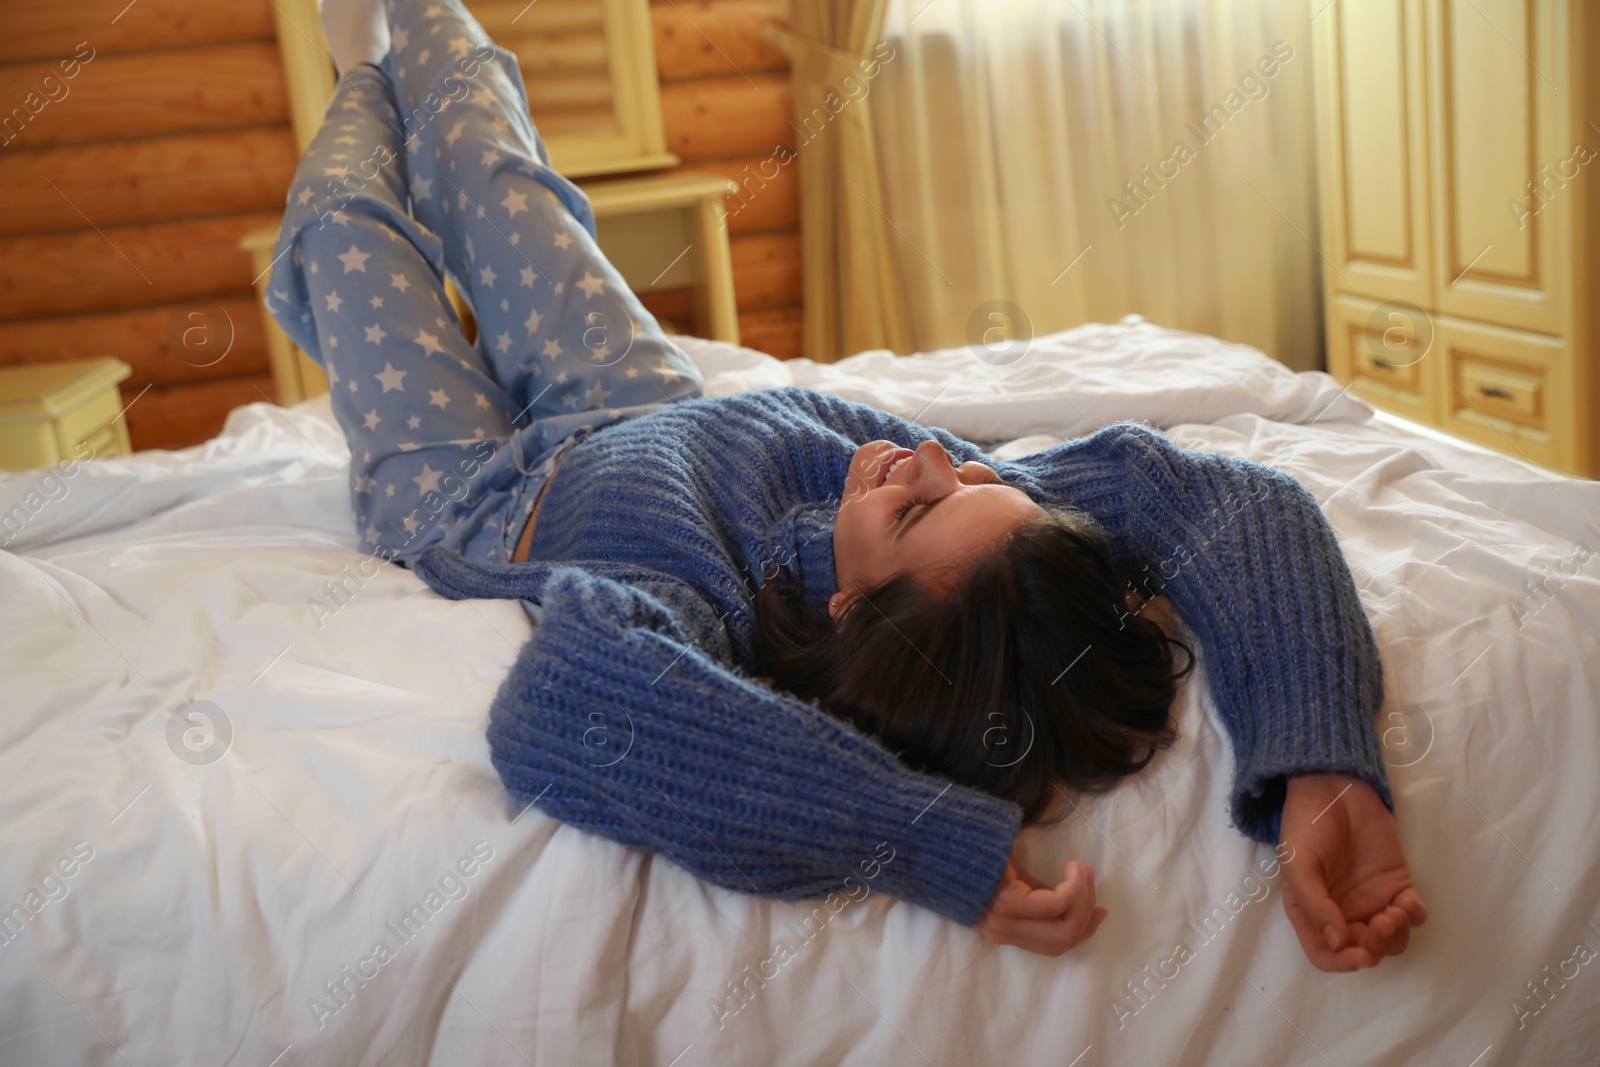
left=911, top=440, right=958, bottom=488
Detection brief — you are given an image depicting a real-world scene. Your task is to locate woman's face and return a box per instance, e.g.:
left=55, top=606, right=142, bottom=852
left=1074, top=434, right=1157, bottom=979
left=830, top=439, right=1043, bottom=619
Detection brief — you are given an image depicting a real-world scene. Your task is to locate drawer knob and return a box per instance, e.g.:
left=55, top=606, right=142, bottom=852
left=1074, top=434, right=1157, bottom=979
left=1479, top=384, right=1515, bottom=400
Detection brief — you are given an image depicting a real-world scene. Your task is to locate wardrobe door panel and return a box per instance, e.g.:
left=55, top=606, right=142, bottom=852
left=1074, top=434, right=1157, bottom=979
left=1429, top=0, right=1567, bottom=335
left=1312, top=0, right=1433, bottom=307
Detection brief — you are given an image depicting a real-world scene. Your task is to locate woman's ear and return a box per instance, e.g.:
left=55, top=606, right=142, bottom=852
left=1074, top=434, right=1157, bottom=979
left=827, top=590, right=852, bottom=621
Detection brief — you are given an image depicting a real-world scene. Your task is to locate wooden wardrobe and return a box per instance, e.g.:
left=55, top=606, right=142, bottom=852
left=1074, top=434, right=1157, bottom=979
left=1311, top=0, right=1600, bottom=476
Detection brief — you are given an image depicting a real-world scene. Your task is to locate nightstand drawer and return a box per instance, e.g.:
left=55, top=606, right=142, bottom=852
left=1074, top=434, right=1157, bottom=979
left=0, top=359, right=132, bottom=471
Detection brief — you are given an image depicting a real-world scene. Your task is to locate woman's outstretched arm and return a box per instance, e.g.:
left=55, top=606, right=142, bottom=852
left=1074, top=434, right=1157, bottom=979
left=415, top=551, right=1023, bottom=926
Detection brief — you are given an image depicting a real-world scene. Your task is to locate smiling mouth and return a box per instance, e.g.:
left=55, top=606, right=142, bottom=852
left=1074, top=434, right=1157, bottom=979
left=876, top=449, right=914, bottom=488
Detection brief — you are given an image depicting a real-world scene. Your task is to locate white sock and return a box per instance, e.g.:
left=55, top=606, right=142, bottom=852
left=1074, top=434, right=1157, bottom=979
left=319, top=0, right=391, bottom=74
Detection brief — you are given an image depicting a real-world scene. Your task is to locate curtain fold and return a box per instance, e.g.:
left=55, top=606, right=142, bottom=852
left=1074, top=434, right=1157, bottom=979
left=774, top=0, right=914, bottom=363
left=867, top=0, right=1324, bottom=370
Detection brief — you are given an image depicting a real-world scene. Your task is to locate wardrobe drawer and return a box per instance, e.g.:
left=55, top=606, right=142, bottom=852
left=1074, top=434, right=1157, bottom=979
left=1453, top=357, right=1544, bottom=429
left=1436, top=315, right=1570, bottom=470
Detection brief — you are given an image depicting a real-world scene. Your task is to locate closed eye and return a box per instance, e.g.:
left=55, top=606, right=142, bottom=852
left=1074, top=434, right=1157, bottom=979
left=893, top=497, right=927, bottom=524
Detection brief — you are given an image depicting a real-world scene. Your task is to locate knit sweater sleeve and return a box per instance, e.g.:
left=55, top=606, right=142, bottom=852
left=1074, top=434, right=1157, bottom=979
left=483, top=564, right=1022, bottom=926
left=1007, top=423, right=1393, bottom=845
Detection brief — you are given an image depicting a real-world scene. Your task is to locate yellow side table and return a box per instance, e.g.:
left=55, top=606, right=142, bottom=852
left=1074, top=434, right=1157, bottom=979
left=0, top=359, right=133, bottom=471
left=241, top=171, right=741, bottom=405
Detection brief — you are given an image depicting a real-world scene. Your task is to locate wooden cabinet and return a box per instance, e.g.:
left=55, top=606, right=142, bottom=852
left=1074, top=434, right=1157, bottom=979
left=1312, top=0, right=1599, bottom=475
left=0, top=359, right=132, bottom=472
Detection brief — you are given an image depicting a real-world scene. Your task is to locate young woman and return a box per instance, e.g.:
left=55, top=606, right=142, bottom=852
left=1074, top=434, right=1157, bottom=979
left=272, top=0, right=1426, bottom=969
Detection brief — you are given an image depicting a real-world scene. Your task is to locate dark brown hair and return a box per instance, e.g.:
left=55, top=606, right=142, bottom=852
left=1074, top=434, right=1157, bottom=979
left=754, top=504, right=1191, bottom=824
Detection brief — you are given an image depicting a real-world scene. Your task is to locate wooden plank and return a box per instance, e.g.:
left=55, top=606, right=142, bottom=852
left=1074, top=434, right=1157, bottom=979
left=0, top=294, right=270, bottom=388
left=660, top=72, right=791, bottom=163
left=728, top=230, right=800, bottom=311
left=471, top=0, right=605, bottom=37
left=675, top=152, right=798, bottom=235
left=0, top=128, right=296, bottom=237
left=638, top=285, right=694, bottom=326
left=0, top=211, right=279, bottom=320
left=125, top=374, right=275, bottom=452
left=651, top=0, right=789, bottom=84
left=0, top=0, right=274, bottom=62
left=738, top=304, right=802, bottom=360
left=0, top=43, right=288, bottom=150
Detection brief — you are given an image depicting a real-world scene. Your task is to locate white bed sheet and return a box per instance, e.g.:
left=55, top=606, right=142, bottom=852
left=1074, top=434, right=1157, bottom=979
left=2, top=321, right=1597, bottom=1066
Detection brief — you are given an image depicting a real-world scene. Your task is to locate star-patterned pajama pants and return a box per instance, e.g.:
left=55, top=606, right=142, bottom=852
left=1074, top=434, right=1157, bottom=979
left=266, top=0, right=705, bottom=566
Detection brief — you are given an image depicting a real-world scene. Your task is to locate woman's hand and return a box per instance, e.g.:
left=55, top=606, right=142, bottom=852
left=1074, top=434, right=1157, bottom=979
left=977, top=856, right=1107, bottom=956
left=1278, top=772, right=1428, bottom=971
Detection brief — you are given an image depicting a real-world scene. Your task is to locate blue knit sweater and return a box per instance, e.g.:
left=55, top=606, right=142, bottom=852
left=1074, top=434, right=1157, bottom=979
left=413, top=386, right=1391, bottom=926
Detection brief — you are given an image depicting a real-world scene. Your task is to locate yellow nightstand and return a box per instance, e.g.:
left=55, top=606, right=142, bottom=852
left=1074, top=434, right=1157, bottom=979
left=0, top=359, right=133, bottom=472
left=241, top=171, right=741, bottom=405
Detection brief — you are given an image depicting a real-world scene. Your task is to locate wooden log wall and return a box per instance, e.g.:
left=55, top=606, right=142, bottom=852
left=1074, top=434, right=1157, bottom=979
left=642, top=0, right=803, bottom=361
left=0, top=0, right=802, bottom=453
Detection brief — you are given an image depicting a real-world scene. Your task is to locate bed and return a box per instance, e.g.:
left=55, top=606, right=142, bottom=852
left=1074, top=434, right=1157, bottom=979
left=3, top=320, right=1597, bottom=1066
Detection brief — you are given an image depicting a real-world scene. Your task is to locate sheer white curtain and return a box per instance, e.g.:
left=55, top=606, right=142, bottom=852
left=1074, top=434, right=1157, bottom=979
left=870, top=0, right=1324, bottom=369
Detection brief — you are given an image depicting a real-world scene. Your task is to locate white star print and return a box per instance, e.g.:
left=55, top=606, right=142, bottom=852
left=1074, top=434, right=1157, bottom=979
left=429, top=388, right=451, bottom=408
left=656, top=361, right=682, bottom=383
left=370, top=295, right=384, bottom=308
left=327, top=363, right=340, bottom=385
left=365, top=524, right=380, bottom=542
left=391, top=273, right=412, bottom=292
left=393, top=27, right=409, bottom=47
left=337, top=245, right=371, bottom=273
left=407, top=415, right=421, bottom=429
left=479, top=264, right=497, bottom=287
left=474, top=392, right=490, bottom=409
left=296, top=187, right=314, bottom=205
left=362, top=409, right=381, bottom=430
left=523, top=307, right=542, bottom=335
left=481, top=147, right=501, bottom=167
left=413, top=464, right=444, bottom=495
left=502, top=189, right=528, bottom=218
left=509, top=232, right=521, bottom=247
left=625, top=367, right=639, bottom=379
left=415, top=330, right=445, bottom=356
left=404, top=516, right=419, bottom=533
left=309, top=262, right=319, bottom=275
left=577, top=272, right=605, bottom=298
left=553, top=231, right=573, bottom=250
left=375, top=362, right=407, bottom=392
left=584, top=381, right=612, bottom=408
left=445, top=121, right=465, bottom=146
left=495, top=332, right=511, bottom=353
left=328, top=336, right=339, bottom=349
left=417, top=47, right=431, bottom=64
left=325, top=291, right=343, bottom=312
left=542, top=339, right=562, bottom=358
left=348, top=379, right=359, bottom=392
left=411, top=175, right=433, bottom=201
left=589, top=344, right=609, bottom=362
left=448, top=36, right=471, bottom=58
left=365, top=323, right=386, bottom=344
left=555, top=371, right=568, bottom=384
left=520, top=266, right=536, bottom=288
left=354, top=474, right=375, bottom=492
left=385, top=484, right=395, bottom=497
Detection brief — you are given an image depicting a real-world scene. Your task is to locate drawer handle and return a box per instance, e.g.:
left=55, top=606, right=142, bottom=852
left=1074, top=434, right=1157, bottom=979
left=1372, top=356, right=1400, bottom=369
left=1478, top=384, right=1515, bottom=400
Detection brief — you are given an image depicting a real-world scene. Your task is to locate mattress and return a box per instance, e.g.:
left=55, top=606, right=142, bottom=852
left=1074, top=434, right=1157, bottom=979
left=3, top=320, right=1597, bottom=1066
